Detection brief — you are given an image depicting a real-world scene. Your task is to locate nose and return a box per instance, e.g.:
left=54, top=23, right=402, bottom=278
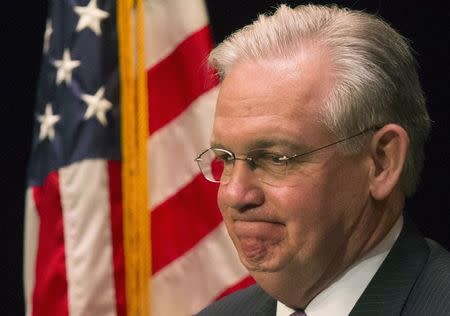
left=218, top=160, right=264, bottom=212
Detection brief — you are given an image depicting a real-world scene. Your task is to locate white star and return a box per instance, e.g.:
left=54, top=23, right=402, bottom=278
left=74, top=0, right=110, bottom=36
left=43, top=19, right=53, bottom=53
left=82, top=87, right=112, bottom=126
left=53, top=49, right=81, bottom=85
left=37, top=103, right=60, bottom=141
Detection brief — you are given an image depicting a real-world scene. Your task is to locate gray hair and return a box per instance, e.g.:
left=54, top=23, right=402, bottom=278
left=209, top=4, right=431, bottom=196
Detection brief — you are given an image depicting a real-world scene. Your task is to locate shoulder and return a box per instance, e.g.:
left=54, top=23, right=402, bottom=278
left=403, top=239, right=450, bottom=315
left=196, top=284, right=275, bottom=316
left=424, top=239, right=450, bottom=273
left=419, top=239, right=450, bottom=287
left=418, top=239, right=450, bottom=291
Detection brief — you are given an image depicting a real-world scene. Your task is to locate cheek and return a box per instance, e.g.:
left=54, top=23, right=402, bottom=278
left=312, top=159, right=371, bottom=238
left=277, top=180, right=330, bottom=222
left=277, top=172, right=351, bottom=238
left=325, top=161, right=370, bottom=210
left=280, top=183, right=355, bottom=261
left=268, top=185, right=329, bottom=253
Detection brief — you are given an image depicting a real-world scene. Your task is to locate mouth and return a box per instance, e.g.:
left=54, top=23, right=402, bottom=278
left=232, top=219, right=285, bottom=241
left=232, top=220, right=285, bottom=264
left=233, top=219, right=284, bottom=231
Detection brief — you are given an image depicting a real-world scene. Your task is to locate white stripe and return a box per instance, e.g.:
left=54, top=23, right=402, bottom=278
left=24, top=188, right=39, bottom=316
left=152, top=223, right=249, bottom=315
left=148, top=87, right=218, bottom=209
left=144, top=0, right=209, bottom=68
left=59, top=160, right=117, bottom=316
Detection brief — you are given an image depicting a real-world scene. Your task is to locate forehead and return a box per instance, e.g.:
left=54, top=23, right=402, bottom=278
left=212, top=47, right=333, bottom=150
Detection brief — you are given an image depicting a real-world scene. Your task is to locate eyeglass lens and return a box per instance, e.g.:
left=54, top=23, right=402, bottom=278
left=210, top=156, right=225, bottom=181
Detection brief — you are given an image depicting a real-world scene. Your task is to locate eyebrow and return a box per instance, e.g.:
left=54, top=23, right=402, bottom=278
left=210, top=138, right=308, bottom=152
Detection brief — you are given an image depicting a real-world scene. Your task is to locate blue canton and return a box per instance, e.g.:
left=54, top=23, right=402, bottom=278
left=28, top=0, right=121, bottom=186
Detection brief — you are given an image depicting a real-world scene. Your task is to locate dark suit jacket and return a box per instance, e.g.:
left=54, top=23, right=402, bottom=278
left=197, top=218, right=450, bottom=315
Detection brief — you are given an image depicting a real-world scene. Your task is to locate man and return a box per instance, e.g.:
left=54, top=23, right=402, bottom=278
left=195, top=4, right=450, bottom=316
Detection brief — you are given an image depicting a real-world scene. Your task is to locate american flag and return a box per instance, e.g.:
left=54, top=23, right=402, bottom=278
left=24, top=0, right=252, bottom=315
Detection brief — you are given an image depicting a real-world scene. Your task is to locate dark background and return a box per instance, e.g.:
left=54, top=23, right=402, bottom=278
left=2, top=1, right=448, bottom=314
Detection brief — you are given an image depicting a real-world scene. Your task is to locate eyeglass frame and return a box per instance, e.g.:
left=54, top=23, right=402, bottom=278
left=195, top=125, right=382, bottom=184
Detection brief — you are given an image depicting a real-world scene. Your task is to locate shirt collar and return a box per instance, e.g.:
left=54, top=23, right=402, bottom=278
left=277, top=215, right=403, bottom=316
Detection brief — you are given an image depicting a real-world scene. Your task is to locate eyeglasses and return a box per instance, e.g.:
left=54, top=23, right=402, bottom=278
left=195, top=127, right=380, bottom=186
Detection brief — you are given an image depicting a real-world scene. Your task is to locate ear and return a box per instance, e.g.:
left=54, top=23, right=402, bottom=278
left=368, top=124, right=409, bottom=200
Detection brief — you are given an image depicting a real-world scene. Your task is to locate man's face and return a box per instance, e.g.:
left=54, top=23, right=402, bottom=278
left=212, top=50, right=379, bottom=296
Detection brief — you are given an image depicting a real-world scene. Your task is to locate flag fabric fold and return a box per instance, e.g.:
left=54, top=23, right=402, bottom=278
left=24, top=1, right=252, bottom=315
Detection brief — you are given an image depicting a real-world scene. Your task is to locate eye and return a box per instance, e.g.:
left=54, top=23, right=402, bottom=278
left=212, top=149, right=234, bottom=163
left=251, top=150, right=287, bottom=166
left=266, top=153, right=287, bottom=165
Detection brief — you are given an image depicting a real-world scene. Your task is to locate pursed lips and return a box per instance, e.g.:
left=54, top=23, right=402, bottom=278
left=230, top=218, right=286, bottom=264
left=232, top=218, right=285, bottom=237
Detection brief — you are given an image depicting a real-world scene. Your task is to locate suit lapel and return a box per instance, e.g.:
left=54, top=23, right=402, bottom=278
left=349, top=217, right=430, bottom=316
left=255, top=289, right=277, bottom=316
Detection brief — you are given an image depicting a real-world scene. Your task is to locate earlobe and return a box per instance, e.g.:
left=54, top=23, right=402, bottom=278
left=369, top=124, right=409, bottom=200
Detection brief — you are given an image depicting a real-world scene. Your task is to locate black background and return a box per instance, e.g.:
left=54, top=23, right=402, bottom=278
left=2, top=1, right=448, bottom=314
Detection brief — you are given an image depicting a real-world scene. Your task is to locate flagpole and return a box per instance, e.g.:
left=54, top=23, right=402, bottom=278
left=117, top=0, right=151, bottom=315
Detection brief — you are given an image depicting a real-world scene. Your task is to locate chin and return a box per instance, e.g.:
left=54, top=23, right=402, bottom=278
left=239, top=251, right=291, bottom=273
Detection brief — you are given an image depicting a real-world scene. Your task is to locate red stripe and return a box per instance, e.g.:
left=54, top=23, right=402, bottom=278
left=151, top=175, right=222, bottom=273
left=147, top=26, right=218, bottom=134
left=32, top=172, right=68, bottom=316
left=215, top=276, right=255, bottom=301
left=107, top=161, right=127, bottom=316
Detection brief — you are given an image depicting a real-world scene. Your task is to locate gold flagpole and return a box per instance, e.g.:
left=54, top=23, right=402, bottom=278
left=117, top=0, right=151, bottom=315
